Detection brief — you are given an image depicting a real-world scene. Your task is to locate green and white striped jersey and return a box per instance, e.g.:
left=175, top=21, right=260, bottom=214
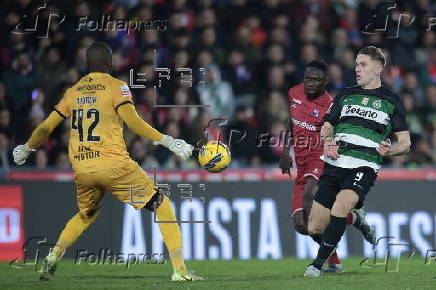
left=322, top=85, right=408, bottom=171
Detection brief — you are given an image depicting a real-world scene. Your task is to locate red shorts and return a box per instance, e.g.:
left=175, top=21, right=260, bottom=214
left=291, top=153, right=324, bottom=216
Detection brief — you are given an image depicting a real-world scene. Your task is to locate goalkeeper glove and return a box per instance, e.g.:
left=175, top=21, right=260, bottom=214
left=13, top=143, right=36, bottom=165
left=157, top=135, right=193, bottom=160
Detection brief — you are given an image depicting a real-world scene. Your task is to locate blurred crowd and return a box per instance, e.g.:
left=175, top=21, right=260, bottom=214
left=0, top=0, right=435, bottom=175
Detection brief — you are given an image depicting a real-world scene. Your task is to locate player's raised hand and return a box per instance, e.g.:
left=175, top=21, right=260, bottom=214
left=12, top=143, right=36, bottom=165
left=323, top=137, right=339, bottom=160
left=376, top=139, right=391, bottom=156
left=158, top=135, right=194, bottom=160
left=279, top=153, right=293, bottom=177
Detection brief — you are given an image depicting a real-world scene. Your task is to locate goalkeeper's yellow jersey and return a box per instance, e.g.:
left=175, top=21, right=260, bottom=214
left=55, top=72, right=135, bottom=174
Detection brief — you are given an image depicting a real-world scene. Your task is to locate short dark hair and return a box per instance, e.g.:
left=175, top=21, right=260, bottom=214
left=358, top=46, right=386, bottom=67
left=306, top=60, right=328, bottom=74
left=87, top=42, right=112, bottom=64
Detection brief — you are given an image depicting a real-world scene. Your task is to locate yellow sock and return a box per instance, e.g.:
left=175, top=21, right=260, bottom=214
left=155, top=196, right=186, bottom=272
left=53, top=212, right=98, bottom=258
left=168, top=248, right=186, bottom=273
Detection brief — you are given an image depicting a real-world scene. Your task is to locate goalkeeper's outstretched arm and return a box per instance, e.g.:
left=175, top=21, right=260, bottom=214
left=27, top=111, right=65, bottom=149
left=117, top=103, right=164, bottom=142
left=13, top=111, right=64, bottom=165
left=117, top=103, right=193, bottom=160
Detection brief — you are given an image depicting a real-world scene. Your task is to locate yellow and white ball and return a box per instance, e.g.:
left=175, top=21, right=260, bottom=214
left=198, top=141, right=232, bottom=173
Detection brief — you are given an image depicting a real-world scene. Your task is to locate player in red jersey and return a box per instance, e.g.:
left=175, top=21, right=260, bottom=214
left=280, top=60, right=376, bottom=273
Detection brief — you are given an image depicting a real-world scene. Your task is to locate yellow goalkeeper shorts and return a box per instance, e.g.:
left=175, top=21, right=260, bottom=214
left=74, top=161, right=156, bottom=219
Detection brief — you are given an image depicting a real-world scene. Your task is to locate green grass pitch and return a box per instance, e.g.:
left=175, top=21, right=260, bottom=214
left=1, top=257, right=435, bottom=289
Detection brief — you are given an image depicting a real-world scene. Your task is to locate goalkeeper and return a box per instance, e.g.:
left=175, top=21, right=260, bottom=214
left=13, top=42, right=202, bottom=282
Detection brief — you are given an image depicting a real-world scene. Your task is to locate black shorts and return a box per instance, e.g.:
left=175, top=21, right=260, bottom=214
left=313, top=163, right=378, bottom=210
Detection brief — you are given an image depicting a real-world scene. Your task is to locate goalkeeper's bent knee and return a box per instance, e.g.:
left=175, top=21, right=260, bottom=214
left=79, top=208, right=101, bottom=224
left=144, top=188, right=164, bottom=212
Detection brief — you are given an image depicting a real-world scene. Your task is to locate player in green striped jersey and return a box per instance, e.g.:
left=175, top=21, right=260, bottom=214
left=304, top=46, right=411, bottom=277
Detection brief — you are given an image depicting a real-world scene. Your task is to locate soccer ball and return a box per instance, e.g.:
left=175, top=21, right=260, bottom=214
left=198, top=141, right=231, bottom=173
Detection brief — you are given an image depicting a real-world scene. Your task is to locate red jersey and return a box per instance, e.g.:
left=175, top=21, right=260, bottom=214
left=288, top=83, right=332, bottom=156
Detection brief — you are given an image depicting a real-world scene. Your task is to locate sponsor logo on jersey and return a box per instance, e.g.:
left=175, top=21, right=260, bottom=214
left=293, top=98, right=302, bottom=104
left=361, top=97, right=369, bottom=105
left=372, top=99, right=382, bottom=109
left=121, top=85, right=132, bottom=97
left=74, top=146, right=101, bottom=161
left=76, top=96, right=96, bottom=105
left=78, top=146, right=92, bottom=152
left=312, top=109, right=319, bottom=117
left=74, top=151, right=101, bottom=161
left=292, top=118, right=316, bottom=131
left=77, top=84, right=106, bottom=91
left=344, top=105, right=378, bottom=119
